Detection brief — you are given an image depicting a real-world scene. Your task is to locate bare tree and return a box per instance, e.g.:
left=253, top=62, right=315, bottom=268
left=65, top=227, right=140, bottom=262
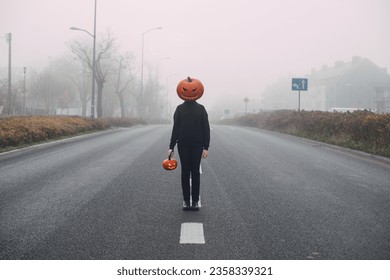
left=113, top=53, right=136, bottom=118
left=143, top=70, right=162, bottom=120
left=30, top=71, right=63, bottom=114
left=28, top=57, right=75, bottom=115
left=70, top=30, right=117, bottom=118
left=0, top=78, right=7, bottom=114
left=70, top=61, right=90, bottom=116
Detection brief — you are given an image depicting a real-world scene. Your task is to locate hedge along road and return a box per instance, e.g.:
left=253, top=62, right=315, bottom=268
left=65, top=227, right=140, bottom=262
left=0, top=124, right=389, bottom=259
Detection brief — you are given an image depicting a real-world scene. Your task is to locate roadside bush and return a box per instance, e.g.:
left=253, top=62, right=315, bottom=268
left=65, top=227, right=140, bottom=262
left=0, top=116, right=107, bottom=148
left=0, top=116, right=144, bottom=150
left=227, top=110, right=390, bottom=157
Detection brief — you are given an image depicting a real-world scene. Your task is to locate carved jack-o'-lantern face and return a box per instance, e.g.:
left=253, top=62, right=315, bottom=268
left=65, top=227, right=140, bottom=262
left=176, top=77, right=204, bottom=101
left=162, top=157, right=177, bottom=170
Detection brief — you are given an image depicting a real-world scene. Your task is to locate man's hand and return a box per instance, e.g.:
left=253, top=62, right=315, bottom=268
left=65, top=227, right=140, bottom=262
left=168, top=149, right=174, bottom=158
left=202, top=149, right=208, bottom=159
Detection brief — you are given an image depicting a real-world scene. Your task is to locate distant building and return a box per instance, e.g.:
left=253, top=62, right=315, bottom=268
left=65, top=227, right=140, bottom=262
left=261, top=56, right=390, bottom=113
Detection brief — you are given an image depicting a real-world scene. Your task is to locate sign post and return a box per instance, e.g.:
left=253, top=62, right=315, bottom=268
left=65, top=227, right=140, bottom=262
left=292, top=78, right=308, bottom=111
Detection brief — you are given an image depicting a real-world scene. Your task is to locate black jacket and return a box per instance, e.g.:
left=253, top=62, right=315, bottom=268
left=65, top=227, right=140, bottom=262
left=169, top=101, right=210, bottom=150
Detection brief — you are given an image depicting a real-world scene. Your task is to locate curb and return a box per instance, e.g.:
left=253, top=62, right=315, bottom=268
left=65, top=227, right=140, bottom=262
left=0, top=128, right=121, bottom=159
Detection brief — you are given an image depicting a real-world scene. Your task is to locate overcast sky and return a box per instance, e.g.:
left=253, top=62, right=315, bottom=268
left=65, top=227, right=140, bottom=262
left=1, top=0, right=389, bottom=111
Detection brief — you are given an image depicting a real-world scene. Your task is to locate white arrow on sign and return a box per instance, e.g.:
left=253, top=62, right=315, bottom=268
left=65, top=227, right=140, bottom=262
left=301, top=80, right=306, bottom=89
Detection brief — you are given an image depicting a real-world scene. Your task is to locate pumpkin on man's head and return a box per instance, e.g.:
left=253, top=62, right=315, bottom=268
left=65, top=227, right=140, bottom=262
left=176, top=77, right=204, bottom=101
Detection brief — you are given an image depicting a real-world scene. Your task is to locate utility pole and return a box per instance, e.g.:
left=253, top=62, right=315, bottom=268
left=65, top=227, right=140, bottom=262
left=23, top=67, right=27, bottom=115
left=70, top=0, right=97, bottom=118
left=6, top=33, right=12, bottom=115
left=140, top=27, right=162, bottom=119
left=244, top=97, right=249, bottom=115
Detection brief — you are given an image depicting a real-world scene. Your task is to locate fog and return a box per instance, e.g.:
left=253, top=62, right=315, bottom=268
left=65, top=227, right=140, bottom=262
left=1, top=0, right=389, bottom=118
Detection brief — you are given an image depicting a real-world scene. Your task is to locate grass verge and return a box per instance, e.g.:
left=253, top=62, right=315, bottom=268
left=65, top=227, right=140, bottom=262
left=220, top=110, right=390, bottom=158
left=0, top=115, right=145, bottom=152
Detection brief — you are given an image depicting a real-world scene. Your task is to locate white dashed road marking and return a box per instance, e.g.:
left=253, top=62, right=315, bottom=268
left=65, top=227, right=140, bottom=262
left=180, top=223, right=205, bottom=244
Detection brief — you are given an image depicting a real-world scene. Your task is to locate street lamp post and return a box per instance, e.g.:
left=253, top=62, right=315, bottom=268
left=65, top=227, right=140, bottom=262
left=155, top=57, right=169, bottom=120
left=166, top=73, right=177, bottom=120
left=140, top=27, right=162, bottom=119
left=23, top=67, right=27, bottom=115
left=6, top=33, right=12, bottom=115
left=70, top=0, right=97, bottom=118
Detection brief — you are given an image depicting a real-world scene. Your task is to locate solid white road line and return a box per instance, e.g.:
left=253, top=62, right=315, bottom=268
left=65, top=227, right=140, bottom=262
left=180, top=223, right=205, bottom=244
left=199, top=164, right=203, bottom=174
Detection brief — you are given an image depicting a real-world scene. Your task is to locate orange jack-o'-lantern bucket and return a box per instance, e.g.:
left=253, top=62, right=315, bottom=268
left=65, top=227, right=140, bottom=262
left=162, top=155, right=177, bottom=170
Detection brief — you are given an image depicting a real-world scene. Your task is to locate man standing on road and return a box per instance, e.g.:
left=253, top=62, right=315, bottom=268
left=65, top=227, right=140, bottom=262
left=168, top=77, right=210, bottom=211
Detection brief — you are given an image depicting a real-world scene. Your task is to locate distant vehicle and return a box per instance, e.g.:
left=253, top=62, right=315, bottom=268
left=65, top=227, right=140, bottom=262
left=327, top=107, right=376, bottom=113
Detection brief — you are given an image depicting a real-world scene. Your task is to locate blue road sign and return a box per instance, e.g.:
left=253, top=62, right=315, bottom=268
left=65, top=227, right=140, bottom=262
left=292, top=78, right=308, bottom=91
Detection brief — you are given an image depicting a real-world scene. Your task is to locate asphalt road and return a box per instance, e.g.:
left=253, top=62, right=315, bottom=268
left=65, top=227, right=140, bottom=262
left=0, top=125, right=389, bottom=260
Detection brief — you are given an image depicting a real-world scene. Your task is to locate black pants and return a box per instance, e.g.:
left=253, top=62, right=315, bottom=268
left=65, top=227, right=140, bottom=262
left=178, top=144, right=203, bottom=202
